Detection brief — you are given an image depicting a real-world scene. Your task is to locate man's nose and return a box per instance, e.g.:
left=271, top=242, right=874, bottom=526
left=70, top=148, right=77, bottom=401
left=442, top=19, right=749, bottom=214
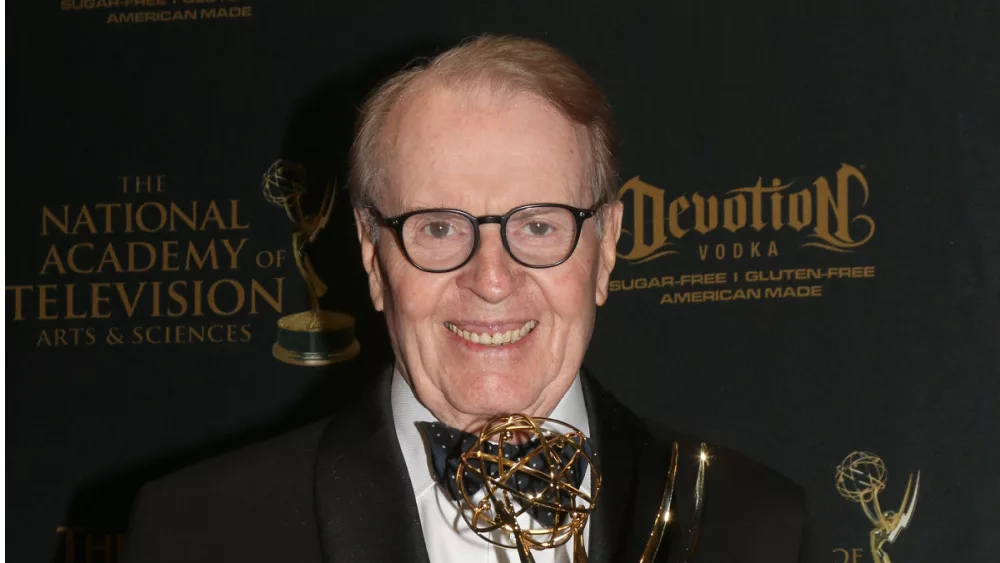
left=455, top=226, right=522, bottom=303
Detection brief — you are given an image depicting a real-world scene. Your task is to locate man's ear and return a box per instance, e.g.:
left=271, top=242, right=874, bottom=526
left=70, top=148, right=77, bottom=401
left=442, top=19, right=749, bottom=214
left=594, top=201, right=623, bottom=306
left=354, top=208, right=385, bottom=311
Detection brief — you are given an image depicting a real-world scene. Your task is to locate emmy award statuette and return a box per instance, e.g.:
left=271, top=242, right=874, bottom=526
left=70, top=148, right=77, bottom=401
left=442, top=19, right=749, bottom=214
left=456, top=414, right=709, bottom=563
left=261, top=159, right=360, bottom=366
left=835, top=451, right=920, bottom=563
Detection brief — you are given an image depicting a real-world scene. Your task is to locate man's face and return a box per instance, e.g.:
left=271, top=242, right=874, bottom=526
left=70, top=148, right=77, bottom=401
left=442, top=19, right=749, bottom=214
left=356, top=84, right=622, bottom=429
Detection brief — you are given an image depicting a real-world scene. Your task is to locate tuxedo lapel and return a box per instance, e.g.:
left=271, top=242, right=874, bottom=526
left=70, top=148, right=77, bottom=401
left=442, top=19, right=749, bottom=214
left=582, top=370, right=671, bottom=563
left=313, top=372, right=430, bottom=563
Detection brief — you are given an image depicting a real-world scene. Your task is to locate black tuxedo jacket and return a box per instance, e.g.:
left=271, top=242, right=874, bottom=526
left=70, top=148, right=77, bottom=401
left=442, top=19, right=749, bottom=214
left=123, top=370, right=808, bottom=562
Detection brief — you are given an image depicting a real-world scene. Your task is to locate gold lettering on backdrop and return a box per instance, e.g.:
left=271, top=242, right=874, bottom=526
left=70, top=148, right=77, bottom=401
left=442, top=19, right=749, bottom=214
left=657, top=285, right=821, bottom=305
left=41, top=200, right=249, bottom=236
left=609, top=266, right=876, bottom=305
left=35, top=327, right=97, bottom=347
left=6, top=285, right=32, bottom=320
left=691, top=193, right=718, bottom=234
left=832, top=547, right=866, bottom=563
left=721, top=193, right=747, bottom=231
left=130, top=323, right=253, bottom=345
left=617, top=164, right=875, bottom=262
left=7, top=173, right=289, bottom=346
left=697, top=241, right=776, bottom=261
left=8, top=278, right=285, bottom=320
left=615, top=177, right=676, bottom=263
left=55, top=526, right=126, bottom=563
left=120, top=174, right=166, bottom=194
left=787, top=189, right=812, bottom=231
left=61, top=0, right=257, bottom=26
left=807, top=164, right=875, bottom=252
left=38, top=239, right=250, bottom=275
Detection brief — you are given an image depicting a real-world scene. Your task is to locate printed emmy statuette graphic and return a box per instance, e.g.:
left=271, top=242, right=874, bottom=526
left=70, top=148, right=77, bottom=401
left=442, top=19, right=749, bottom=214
left=835, top=452, right=920, bottom=563
left=262, top=160, right=360, bottom=366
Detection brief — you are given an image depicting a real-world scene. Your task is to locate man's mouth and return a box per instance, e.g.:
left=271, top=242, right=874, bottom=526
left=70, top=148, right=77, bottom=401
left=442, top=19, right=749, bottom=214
left=443, top=320, right=538, bottom=346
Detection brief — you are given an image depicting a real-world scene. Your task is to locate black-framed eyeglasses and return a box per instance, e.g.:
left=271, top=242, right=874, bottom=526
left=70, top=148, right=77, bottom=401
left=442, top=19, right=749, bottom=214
left=370, top=203, right=602, bottom=273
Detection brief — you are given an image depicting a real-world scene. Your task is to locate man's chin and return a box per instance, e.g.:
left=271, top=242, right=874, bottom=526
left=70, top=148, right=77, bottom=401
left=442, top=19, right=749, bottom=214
left=429, top=358, right=559, bottom=422
left=451, top=384, right=547, bottom=423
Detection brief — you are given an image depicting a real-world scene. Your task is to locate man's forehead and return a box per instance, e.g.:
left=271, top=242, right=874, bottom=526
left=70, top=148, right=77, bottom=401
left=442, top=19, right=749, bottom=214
left=385, top=82, right=578, bottom=150
left=379, top=82, right=590, bottom=209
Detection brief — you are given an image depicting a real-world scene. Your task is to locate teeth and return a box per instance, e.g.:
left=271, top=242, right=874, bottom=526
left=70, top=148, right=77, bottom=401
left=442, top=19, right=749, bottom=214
left=444, top=320, right=537, bottom=347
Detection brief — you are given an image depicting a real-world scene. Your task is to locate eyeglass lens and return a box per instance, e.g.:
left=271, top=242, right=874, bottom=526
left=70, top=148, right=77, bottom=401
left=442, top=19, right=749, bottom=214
left=400, top=206, right=580, bottom=271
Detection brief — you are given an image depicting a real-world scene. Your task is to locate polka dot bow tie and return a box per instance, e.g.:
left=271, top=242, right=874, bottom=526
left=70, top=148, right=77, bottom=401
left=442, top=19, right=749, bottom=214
left=415, top=421, right=593, bottom=526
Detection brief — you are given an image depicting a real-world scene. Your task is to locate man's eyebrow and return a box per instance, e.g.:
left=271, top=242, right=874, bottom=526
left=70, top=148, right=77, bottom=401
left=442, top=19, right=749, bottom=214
left=396, top=204, right=451, bottom=213
left=398, top=198, right=472, bottom=212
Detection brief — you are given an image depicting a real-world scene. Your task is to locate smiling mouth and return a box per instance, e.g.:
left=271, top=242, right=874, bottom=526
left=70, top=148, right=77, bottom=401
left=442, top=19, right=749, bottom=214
left=443, top=320, right=538, bottom=346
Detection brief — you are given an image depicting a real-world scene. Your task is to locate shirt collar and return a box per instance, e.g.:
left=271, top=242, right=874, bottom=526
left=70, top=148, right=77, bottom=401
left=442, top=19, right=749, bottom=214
left=391, top=367, right=591, bottom=496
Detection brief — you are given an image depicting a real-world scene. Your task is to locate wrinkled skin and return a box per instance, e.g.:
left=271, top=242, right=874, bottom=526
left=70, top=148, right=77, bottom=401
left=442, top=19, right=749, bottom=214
left=356, top=83, right=622, bottom=431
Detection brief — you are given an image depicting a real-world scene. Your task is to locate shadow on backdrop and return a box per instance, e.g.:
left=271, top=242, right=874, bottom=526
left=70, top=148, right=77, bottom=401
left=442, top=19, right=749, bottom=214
left=57, top=38, right=457, bottom=562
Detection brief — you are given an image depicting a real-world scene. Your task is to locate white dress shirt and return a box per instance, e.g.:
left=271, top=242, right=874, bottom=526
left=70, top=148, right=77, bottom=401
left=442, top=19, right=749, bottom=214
left=391, top=369, right=592, bottom=563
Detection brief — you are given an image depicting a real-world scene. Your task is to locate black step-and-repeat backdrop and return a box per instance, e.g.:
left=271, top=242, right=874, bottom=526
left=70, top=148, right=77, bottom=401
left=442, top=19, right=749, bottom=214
left=8, top=1, right=999, bottom=562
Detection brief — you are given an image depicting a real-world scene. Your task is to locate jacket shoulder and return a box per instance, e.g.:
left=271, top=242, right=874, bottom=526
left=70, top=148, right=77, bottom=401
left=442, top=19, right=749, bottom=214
left=143, top=417, right=329, bottom=502
left=123, top=419, right=331, bottom=563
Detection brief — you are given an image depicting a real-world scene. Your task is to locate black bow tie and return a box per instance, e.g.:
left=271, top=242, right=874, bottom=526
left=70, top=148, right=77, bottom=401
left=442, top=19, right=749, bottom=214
left=415, top=421, right=593, bottom=526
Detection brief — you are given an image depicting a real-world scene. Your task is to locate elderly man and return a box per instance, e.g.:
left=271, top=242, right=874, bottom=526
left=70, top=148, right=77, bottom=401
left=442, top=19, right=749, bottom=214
left=124, top=36, right=808, bottom=563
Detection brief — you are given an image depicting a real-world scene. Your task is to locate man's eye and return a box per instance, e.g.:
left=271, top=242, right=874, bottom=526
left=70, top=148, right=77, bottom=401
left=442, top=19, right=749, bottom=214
left=524, top=221, right=553, bottom=236
left=423, top=222, right=455, bottom=238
